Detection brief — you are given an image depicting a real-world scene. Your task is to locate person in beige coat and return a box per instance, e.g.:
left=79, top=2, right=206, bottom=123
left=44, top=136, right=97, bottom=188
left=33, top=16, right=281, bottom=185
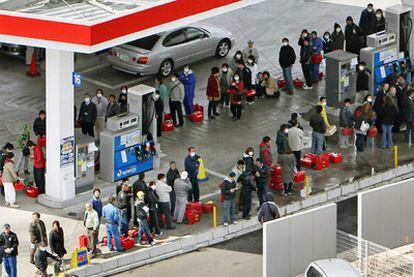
left=2, top=153, right=21, bottom=208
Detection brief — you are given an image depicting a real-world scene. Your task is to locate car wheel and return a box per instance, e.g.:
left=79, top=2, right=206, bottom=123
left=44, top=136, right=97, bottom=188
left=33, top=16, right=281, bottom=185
left=159, top=59, right=174, bottom=77
left=216, top=39, right=230, bottom=58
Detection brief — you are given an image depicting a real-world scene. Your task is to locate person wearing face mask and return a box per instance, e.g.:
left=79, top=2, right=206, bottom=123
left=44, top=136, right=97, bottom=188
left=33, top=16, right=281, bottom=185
left=359, top=3, right=376, bottom=36
left=356, top=62, right=371, bottom=102
left=155, top=77, right=168, bottom=111
left=300, top=38, right=313, bottom=90
left=373, top=83, right=389, bottom=132
left=310, top=31, right=323, bottom=83
left=276, top=124, right=290, bottom=157
left=298, top=29, right=310, bottom=47
left=153, top=91, right=164, bottom=137
left=91, top=89, right=108, bottom=138
left=242, top=40, right=259, bottom=64
left=279, top=38, right=296, bottom=94
left=323, top=31, right=334, bottom=54
left=345, top=16, right=364, bottom=55
left=230, top=50, right=243, bottom=72
left=243, top=147, right=255, bottom=172
left=155, top=173, right=175, bottom=230
left=279, top=147, right=296, bottom=196
left=206, top=67, right=221, bottom=119
left=229, top=73, right=244, bottom=121
left=118, top=86, right=128, bottom=105
left=220, top=63, right=233, bottom=108
left=339, top=99, right=354, bottom=149
left=375, top=8, right=386, bottom=33
left=361, top=94, right=375, bottom=126
left=169, top=73, right=185, bottom=127
left=146, top=181, right=162, bottom=236
left=105, top=94, right=119, bottom=122
left=246, top=55, right=258, bottom=99
left=236, top=60, right=253, bottom=103
left=184, top=146, right=200, bottom=202
left=179, top=65, right=196, bottom=115
left=331, top=23, right=344, bottom=51
left=78, top=93, right=97, bottom=137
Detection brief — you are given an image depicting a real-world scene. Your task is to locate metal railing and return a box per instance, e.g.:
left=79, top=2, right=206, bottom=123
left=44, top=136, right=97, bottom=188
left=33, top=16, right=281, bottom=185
left=337, top=230, right=414, bottom=277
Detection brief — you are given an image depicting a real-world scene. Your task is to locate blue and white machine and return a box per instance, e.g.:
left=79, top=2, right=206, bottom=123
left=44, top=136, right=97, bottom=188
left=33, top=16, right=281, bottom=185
left=100, top=84, right=157, bottom=183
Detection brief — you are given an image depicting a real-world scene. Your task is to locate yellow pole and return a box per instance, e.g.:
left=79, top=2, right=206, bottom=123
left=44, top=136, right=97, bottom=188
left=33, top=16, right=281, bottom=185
left=213, top=206, right=217, bottom=228
left=305, top=176, right=310, bottom=198
left=394, top=145, right=398, bottom=168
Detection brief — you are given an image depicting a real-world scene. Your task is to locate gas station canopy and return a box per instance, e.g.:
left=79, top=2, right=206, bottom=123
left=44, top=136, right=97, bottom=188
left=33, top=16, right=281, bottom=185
left=0, top=0, right=261, bottom=53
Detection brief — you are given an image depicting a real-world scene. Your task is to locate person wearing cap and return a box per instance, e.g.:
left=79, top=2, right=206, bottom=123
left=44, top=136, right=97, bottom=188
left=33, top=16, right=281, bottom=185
left=155, top=173, right=175, bottom=230
left=116, top=178, right=132, bottom=237
left=173, top=171, right=192, bottom=224
left=84, top=202, right=99, bottom=258
left=135, top=191, right=156, bottom=246
left=254, top=158, right=270, bottom=206
left=0, top=224, right=18, bottom=277
left=242, top=40, right=259, bottom=64
left=258, top=192, right=281, bottom=223
left=92, top=88, right=109, bottom=138
left=221, top=172, right=238, bottom=226
left=359, top=3, right=376, bottom=36
left=279, top=38, right=296, bottom=94
left=102, top=195, right=124, bottom=252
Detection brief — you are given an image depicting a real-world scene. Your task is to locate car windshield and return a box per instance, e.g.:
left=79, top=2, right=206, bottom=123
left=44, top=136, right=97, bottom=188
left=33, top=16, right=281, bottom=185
left=127, top=34, right=160, bottom=50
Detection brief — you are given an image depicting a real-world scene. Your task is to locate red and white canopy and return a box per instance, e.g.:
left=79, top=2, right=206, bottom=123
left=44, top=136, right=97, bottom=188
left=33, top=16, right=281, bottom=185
left=0, top=0, right=262, bottom=53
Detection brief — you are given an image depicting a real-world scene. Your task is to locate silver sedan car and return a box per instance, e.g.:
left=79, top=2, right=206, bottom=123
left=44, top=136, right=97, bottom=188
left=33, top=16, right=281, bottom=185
left=107, top=24, right=235, bottom=77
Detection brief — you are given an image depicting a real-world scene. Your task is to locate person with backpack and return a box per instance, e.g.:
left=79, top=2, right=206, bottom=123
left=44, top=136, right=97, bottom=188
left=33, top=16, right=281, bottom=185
left=229, top=73, right=244, bottom=121
left=258, top=192, right=280, bottom=223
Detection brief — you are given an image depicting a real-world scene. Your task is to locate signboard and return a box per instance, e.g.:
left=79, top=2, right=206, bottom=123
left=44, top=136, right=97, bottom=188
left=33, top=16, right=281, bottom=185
left=60, top=136, right=74, bottom=167
left=72, top=72, right=82, bottom=88
left=70, top=247, right=90, bottom=269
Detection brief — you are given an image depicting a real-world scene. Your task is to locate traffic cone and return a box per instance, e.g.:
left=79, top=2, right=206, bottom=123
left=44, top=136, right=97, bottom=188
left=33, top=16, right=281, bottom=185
left=26, top=52, right=40, bottom=77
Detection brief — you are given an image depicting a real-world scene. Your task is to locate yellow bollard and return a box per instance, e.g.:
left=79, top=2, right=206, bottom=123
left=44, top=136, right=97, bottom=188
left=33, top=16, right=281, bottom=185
left=394, top=145, right=398, bottom=168
left=305, top=176, right=310, bottom=198
left=213, top=206, right=217, bottom=228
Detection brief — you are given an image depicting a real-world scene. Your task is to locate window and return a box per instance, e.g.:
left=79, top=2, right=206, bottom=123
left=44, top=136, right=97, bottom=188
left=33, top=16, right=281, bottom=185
left=184, top=28, right=207, bottom=42
left=127, top=35, right=160, bottom=50
left=307, top=266, right=323, bottom=277
left=162, top=30, right=187, bottom=47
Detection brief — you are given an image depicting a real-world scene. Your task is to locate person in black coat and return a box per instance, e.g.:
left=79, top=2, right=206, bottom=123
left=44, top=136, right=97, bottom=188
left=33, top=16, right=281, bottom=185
left=373, top=83, right=389, bottom=131
left=254, top=158, right=270, bottom=206
left=331, top=23, right=345, bottom=50
left=154, top=91, right=164, bottom=137
left=238, top=170, right=256, bottom=219
left=236, top=60, right=252, bottom=90
left=118, top=86, right=128, bottom=114
left=279, top=38, right=296, bottom=93
left=323, top=32, right=334, bottom=54
left=146, top=181, right=162, bottom=236
left=381, top=95, right=399, bottom=148
left=33, top=110, right=46, bottom=137
left=356, top=62, right=371, bottom=92
left=48, top=221, right=66, bottom=274
left=35, top=242, right=59, bottom=276
left=78, top=93, right=97, bottom=137
left=405, top=90, right=414, bottom=143
left=297, top=29, right=310, bottom=47
left=359, top=3, right=376, bottom=36
left=300, top=38, right=313, bottom=89
left=166, top=161, right=180, bottom=216
left=345, top=16, right=364, bottom=55
left=105, top=94, right=119, bottom=122
left=375, top=9, right=386, bottom=33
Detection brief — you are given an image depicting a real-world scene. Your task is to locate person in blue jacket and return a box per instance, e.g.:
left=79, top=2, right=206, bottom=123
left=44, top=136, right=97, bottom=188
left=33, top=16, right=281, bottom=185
left=310, top=31, right=323, bottom=84
left=179, top=65, right=196, bottom=115
left=102, top=196, right=124, bottom=253
left=184, top=146, right=200, bottom=202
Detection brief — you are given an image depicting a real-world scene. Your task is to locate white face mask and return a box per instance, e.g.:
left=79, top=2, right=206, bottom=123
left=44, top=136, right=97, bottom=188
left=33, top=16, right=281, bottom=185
left=153, top=95, right=160, bottom=101
left=284, top=129, right=289, bottom=134
left=367, top=8, right=373, bottom=13
left=302, top=33, right=308, bottom=38
left=359, top=65, right=365, bottom=71
left=151, top=185, right=156, bottom=190
left=235, top=54, right=242, bottom=59
left=190, top=152, right=196, bottom=157
left=336, top=28, right=341, bottom=33
left=234, top=76, right=240, bottom=82
left=85, top=98, right=90, bottom=103
left=282, top=42, right=288, bottom=46
left=97, top=93, right=102, bottom=98
left=322, top=102, right=327, bottom=106
left=172, top=77, right=177, bottom=82
left=376, top=14, right=381, bottom=19
left=248, top=152, right=253, bottom=156
left=222, top=67, right=228, bottom=73
left=247, top=59, right=253, bottom=64
left=324, top=35, right=329, bottom=39
left=121, top=89, right=127, bottom=94
left=184, top=68, right=189, bottom=73
left=367, top=98, right=373, bottom=103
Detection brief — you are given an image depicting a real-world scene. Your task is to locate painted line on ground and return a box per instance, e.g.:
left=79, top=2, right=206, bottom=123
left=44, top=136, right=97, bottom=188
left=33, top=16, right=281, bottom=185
left=205, top=168, right=227, bottom=179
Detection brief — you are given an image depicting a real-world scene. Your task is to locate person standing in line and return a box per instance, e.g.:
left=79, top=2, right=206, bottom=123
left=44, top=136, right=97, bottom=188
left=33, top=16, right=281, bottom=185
left=179, top=65, right=196, bottom=115
left=279, top=38, right=296, bottom=94
left=373, top=83, right=389, bottom=132
left=254, top=158, right=270, bottom=206
left=2, top=153, right=20, bottom=208
left=331, top=23, right=344, bottom=50
left=288, top=119, right=304, bottom=171
left=243, top=147, right=255, bottom=173
left=381, top=95, right=399, bottom=148
left=359, top=3, right=376, bottom=36
left=78, top=93, right=97, bottom=137
left=242, top=40, right=259, bottom=64
left=220, top=63, right=233, bottom=108
left=375, top=9, right=386, bottom=33
left=319, top=97, right=330, bottom=150
left=206, top=67, right=221, bottom=119
left=339, top=99, right=354, bottom=148
left=231, top=160, right=245, bottom=212
left=105, top=94, right=119, bottom=122
left=310, top=31, right=323, bottom=84
left=298, top=29, right=310, bottom=48
left=184, top=146, right=200, bottom=202
left=258, top=192, right=280, bottom=223
left=300, top=38, right=313, bottom=90
left=356, top=62, right=371, bottom=102
left=405, top=90, right=414, bottom=144
left=288, top=113, right=303, bottom=130
left=48, top=221, right=66, bottom=273
left=0, top=224, right=18, bottom=277
left=102, top=195, right=124, bottom=252
left=345, top=16, right=364, bottom=55
left=91, top=89, right=108, bottom=138
left=230, top=50, right=243, bottom=72
left=27, top=140, right=45, bottom=194
left=238, top=169, right=256, bottom=219
left=155, top=76, right=169, bottom=111
left=166, top=161, right=180, bottom=216
left=0, top=143, right=14, bottom=197
left=33, top=110, right=46, bottom=138
left=29, top=212, right=47, bottom=265
left=259, top=136, right=273, bottom=167
left=276, top=124, right=289, bottom=157
left=246, top=55, right=258, bottom=102
left=116, top=181, right=132, bottom=237
left=89, top=188, right=103, bottom=230
left=235, top=60, right=253, bottom=103
left=146, top=181, right=162, bottom=236
left=221, top=172, right=238, bottom=226
left=153, top=91, right=164, bottom=137
left=279, top=148, right=296, bottom=196
left=118, top=86, right=128, bottom=114
left=323, top=31, right=334, bottom=54
left=228, top=73, right=244, bottom=121
left=169, top=73, right=185, bottom=127
left=132, top=173, right=148, bottom=226
left=155, top=173, right=175, bottom=230
left=310, top=105, right=326, bottom=155
left=354, top=107, right=369, bottom=152
left=173, top=171, right=192, bottom=224
left=135, top=191, right=156, bottom=246
left=34, top=242, right=58, bottom=276
left=84, top=203, right=99, bottom=258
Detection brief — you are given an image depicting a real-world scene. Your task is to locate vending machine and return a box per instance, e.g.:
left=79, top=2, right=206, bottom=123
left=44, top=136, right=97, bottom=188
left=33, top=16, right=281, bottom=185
left=74, top=130, right=96, bottom=194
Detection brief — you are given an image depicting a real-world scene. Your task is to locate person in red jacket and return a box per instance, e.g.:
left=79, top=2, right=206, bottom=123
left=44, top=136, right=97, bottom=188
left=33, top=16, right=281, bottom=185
left=259, top=136, right=273, bottom=167
left=27, top=141, right=46, bottom=194
left=206, top=67, right=221, bottom=119
left=228, top=73, right=244, bottom=121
